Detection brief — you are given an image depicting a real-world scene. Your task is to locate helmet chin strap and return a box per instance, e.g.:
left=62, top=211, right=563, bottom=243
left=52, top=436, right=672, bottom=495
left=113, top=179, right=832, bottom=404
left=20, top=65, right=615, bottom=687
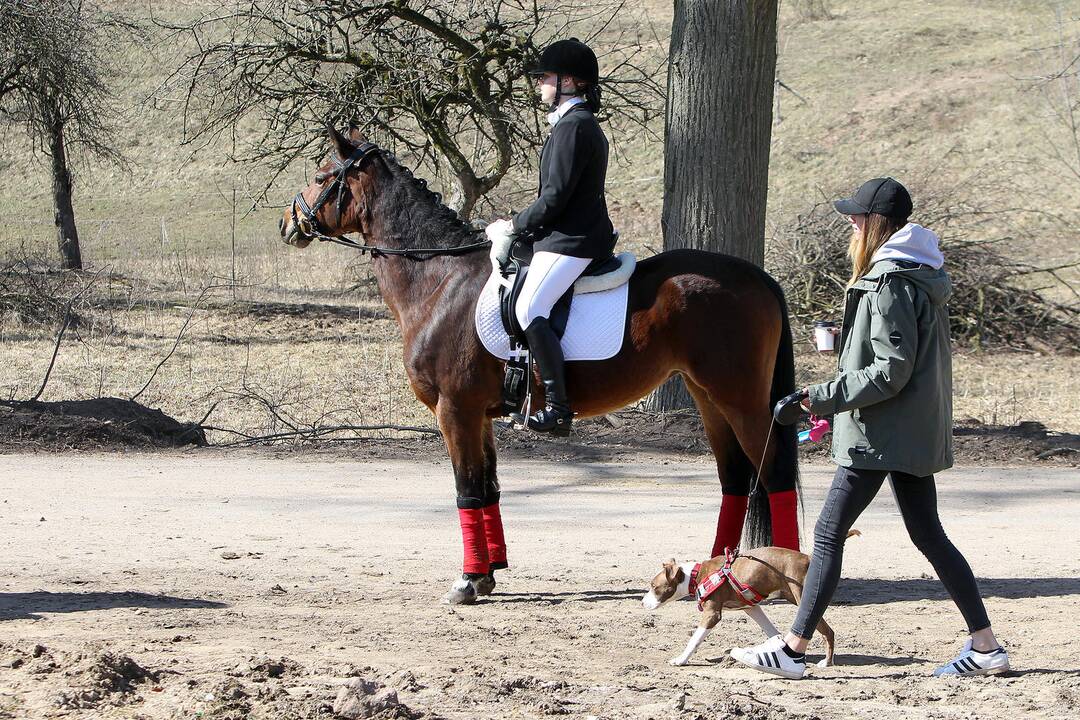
left=551, top=73, right=563, bottom=111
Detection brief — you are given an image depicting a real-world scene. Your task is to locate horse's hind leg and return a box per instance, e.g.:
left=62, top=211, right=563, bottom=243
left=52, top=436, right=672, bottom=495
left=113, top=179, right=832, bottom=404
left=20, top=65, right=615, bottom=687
left=686, top=370, right=799, bottom=551
left=684, top=378, right=753, bottom=557
left=727, top=407, right=800, bottom=550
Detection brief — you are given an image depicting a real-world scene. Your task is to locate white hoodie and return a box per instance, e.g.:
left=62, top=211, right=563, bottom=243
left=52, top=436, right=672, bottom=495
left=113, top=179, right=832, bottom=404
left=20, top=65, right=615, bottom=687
left=870, top=222, right=944, bottom=269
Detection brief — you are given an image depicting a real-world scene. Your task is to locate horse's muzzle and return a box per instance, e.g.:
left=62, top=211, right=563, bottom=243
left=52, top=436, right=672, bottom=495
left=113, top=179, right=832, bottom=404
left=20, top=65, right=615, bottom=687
left=279, top=204, right=312, bottom=248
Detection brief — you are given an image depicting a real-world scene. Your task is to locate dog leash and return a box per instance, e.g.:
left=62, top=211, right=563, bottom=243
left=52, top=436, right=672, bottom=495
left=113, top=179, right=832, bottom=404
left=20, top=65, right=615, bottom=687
left=746, top=420, right=776, bottom=500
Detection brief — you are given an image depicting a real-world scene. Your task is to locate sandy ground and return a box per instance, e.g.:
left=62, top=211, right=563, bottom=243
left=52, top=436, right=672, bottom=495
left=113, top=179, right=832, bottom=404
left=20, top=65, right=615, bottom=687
left=0, top=452, right=1078, bottom=719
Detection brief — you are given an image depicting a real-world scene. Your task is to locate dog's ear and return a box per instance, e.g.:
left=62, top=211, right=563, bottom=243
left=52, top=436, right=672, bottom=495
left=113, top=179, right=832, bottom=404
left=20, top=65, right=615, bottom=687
left=672, top=566, right=685, bottom=584
left=663, top=558, right=677, bottom=581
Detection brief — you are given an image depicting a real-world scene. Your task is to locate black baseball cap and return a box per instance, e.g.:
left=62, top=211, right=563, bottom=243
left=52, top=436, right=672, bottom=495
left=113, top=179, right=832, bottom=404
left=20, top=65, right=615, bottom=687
left=833, top=177, right=913, bottom=221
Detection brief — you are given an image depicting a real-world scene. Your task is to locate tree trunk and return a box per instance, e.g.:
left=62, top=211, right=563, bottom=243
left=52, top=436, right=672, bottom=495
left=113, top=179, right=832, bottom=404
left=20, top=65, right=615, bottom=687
left=647, top=0, right=778, bottom=411
left=48, top=105, right=82, bottom=271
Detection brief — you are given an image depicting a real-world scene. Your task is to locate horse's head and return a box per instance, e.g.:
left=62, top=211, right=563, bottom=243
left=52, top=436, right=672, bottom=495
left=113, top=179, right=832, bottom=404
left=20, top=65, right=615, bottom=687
left=279, top=125, right=380, bottom=248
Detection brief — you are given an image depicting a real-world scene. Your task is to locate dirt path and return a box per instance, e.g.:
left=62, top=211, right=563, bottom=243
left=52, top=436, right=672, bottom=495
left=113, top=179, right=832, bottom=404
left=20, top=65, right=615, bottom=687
left=0, top=451, right=1077, bottom=719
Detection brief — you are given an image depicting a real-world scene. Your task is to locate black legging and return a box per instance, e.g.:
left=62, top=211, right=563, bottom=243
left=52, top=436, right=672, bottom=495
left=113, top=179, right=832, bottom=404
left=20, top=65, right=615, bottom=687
left=791, top=466, right=991, bottom=639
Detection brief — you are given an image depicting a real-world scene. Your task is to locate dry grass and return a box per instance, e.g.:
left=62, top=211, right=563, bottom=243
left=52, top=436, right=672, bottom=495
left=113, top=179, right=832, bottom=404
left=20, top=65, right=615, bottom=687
left=797, top=348, right=1080, bottom=433
left=0, top=297, right=432, bottom=440
left=3, top=299, right=1078, bottom=442
left=0, top=0, right=1078, bottom=442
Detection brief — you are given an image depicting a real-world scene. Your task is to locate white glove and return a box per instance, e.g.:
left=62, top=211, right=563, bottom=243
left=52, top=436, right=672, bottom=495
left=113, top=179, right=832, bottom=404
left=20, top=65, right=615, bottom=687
left=485, top=218, right=516, bottom=266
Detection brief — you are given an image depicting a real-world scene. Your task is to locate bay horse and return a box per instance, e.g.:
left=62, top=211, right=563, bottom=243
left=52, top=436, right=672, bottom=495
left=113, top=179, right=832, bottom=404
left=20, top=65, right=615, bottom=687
left=280, top=126, right=801, bottom=604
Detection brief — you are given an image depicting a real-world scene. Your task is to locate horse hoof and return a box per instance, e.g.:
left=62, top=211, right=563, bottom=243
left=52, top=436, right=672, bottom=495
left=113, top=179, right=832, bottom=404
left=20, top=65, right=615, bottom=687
left=475, top=574, right=496, bottom=596
left=441, top=575, right=478, bottom=605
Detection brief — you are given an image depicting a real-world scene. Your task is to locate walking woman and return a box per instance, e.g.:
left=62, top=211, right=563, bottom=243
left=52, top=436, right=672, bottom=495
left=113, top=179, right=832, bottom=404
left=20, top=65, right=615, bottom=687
left=732, top=178, right=1009, bottom=678
left=485, top=38, right=616, bottom=436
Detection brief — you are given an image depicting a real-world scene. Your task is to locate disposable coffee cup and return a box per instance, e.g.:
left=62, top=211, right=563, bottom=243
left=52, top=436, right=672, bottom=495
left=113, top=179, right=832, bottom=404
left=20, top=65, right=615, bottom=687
left=814, top=321, right=837, bottom=352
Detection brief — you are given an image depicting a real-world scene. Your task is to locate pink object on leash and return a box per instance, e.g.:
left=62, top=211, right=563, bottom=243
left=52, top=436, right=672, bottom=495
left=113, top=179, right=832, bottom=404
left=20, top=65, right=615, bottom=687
left=798, top=415, right=831, bottom=443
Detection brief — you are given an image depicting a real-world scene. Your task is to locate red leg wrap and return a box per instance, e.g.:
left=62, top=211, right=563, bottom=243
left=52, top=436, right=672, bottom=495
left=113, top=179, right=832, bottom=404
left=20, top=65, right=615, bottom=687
left=481, top=502, right=507, bottom=568
left=458, top=508, right=490, bottom=575
left=712, top=494, right=749, bottom=558
left=769, top=489, right=800, bottom=551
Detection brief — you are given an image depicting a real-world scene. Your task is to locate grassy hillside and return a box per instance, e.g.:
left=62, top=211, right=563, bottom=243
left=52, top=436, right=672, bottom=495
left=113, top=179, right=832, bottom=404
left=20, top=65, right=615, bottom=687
left=1, top=1, right=1076, bottom=276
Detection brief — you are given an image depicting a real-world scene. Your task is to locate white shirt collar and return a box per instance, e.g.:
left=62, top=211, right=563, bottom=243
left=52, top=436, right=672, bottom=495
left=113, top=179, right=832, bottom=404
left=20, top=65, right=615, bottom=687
left=547, top=96, right=585, bottom=126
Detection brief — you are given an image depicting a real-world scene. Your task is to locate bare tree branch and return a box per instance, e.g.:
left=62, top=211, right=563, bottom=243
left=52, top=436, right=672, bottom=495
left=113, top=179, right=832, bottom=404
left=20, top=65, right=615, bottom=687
left=130, top=283, right=229, bottom=402
left=154, top=0, right=664, bottom=218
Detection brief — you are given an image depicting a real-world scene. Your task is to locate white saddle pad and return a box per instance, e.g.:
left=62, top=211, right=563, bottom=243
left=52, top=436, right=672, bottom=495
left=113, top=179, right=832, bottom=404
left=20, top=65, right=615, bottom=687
left=474, top=272, right=630, bottom=361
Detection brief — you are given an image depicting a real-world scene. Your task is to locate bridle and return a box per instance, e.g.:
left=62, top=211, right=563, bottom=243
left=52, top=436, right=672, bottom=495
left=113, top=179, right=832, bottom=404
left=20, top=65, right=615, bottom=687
left=289, top=140, right=491, bottom=261
left=290, top=141, right=379, bottom=249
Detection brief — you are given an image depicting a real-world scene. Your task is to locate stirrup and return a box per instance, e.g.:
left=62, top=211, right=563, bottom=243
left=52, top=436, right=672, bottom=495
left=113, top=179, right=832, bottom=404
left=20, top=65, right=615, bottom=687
left=525, top=405, right=573, bottom=437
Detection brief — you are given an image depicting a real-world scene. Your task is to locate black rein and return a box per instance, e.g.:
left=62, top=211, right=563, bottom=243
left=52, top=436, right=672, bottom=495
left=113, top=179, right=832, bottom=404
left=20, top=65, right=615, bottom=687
left=290, top=141, right=491, bottom=261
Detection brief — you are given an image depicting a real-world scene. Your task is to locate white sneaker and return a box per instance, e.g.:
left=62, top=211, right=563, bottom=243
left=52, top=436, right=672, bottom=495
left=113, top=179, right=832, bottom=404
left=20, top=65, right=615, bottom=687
left=730, top=635, right=806, bottom=679
left=933, top=642, right=1010, bottom=677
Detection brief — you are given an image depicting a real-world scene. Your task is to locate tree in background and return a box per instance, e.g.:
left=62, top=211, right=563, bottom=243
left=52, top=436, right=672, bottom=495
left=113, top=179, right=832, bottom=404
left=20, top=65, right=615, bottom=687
left=160, top=0, right=663, bottom=219
left=0, top=0, right=131, bottom=270
left=1033, top=5, right=1080, bottom=196
left=649, top=0, right=779, bottom=411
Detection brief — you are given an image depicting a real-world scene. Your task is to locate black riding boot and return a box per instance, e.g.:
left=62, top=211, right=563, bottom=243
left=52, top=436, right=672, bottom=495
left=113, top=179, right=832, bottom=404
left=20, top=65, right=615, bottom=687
left=522, top=317, right=573, bottom=437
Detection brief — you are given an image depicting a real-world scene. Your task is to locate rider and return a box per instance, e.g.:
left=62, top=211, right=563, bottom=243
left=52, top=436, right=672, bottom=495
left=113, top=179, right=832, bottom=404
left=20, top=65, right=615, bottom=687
left=486, top=38, right=616, bottom=436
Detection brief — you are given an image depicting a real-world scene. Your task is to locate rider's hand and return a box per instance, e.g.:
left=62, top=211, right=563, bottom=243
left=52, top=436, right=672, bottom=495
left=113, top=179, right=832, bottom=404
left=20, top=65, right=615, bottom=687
left=486, top=218, right=515, bottom=265
left=800, top=389, right=812, bottom=412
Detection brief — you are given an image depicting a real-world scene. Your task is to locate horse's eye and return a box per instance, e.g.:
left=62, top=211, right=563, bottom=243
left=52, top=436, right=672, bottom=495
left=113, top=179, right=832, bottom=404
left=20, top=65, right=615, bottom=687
left=315, top=171, right=329, bottom=183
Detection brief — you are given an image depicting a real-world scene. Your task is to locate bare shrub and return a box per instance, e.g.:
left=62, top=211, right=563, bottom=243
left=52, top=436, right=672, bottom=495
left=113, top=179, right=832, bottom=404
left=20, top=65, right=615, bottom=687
left=768, top=180, right=1080, bottom=353
left=789, top=0, right=833, bottom=22
left=0, top=254, right=87, bottom=326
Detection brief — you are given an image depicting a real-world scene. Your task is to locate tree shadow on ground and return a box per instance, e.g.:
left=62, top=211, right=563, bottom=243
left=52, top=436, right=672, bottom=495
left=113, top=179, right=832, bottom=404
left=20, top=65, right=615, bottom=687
left=0, top=591, right=227, bottom=621
left=491, top=588, right=644, bottom=605
left=833, top=577, right=1080, bottom=605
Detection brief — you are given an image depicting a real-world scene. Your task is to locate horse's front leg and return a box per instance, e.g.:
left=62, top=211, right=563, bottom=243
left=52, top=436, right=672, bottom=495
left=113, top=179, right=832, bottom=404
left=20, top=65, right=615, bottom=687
left=438, top=400, right=503, bottom=605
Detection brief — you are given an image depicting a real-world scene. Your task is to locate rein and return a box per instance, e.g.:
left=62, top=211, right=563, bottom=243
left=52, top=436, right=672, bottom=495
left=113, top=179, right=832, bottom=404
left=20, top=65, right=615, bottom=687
left=290, top=141, right=492, bottom=261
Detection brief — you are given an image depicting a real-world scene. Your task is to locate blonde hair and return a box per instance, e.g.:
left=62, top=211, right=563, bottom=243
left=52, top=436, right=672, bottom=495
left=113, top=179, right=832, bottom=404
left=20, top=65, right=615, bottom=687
left=848, top=213, right=906, bottom=285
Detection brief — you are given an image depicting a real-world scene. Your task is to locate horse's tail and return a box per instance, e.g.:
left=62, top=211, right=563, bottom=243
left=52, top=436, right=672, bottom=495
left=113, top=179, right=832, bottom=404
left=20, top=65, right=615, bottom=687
left=745, top=275, right=801, bottom=549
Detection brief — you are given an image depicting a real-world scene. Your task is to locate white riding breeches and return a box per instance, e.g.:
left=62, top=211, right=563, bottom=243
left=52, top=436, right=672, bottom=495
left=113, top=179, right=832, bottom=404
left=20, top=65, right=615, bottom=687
left=514, top=251, right=591, bottom=330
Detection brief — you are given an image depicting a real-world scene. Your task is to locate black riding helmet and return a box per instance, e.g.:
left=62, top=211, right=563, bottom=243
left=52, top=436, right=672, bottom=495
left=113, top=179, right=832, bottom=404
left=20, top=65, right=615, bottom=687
left=529, top=38, right=601, bottom=112
left=529, top=38, right=599, bottom=83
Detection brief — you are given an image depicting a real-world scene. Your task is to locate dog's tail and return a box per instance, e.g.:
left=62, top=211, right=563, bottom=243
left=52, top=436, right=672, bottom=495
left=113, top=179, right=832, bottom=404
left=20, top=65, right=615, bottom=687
left=846, top=529, right=862, bottom=539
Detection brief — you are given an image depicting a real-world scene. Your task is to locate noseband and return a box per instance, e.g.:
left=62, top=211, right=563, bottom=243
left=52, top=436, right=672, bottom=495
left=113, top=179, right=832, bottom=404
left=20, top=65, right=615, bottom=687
left=289, top=140, right=491, bottom=260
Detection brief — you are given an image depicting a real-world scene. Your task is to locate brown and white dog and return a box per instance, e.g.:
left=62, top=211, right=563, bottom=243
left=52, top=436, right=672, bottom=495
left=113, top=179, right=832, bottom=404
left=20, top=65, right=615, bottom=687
left=642, top=533, right=860, bottom=667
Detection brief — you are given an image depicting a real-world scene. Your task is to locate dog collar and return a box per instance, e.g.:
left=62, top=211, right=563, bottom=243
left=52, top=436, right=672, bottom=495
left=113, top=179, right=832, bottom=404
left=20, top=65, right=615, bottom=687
left=688, top=563, right=702, bottom=597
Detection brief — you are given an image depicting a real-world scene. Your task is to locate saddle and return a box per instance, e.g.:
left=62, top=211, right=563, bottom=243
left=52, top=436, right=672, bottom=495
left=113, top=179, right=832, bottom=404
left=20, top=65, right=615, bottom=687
left=497, top=237, right=624, bottom=339
left=494, top=232, right=628, bottom=416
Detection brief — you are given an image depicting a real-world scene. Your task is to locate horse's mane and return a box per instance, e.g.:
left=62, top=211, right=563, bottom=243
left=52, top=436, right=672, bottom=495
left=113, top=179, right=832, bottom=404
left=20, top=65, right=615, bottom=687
left=374, top=151, right=483, bottom=249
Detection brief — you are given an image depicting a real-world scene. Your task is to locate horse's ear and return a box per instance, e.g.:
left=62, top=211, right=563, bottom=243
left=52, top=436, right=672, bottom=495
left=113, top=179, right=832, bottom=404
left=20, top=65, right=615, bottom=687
left=326, top=123, right=353, bottom=159
left=346, top=122, right=366, bottom=144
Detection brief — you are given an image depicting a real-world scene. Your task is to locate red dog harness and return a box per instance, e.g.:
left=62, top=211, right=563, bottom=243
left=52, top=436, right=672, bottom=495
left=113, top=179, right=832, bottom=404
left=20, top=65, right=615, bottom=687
left=687, top=548, right=765, bottom=610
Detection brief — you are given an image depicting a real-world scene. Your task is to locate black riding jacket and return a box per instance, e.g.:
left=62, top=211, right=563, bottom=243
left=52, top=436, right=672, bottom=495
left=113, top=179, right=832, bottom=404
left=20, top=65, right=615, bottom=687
left=512, top=104, right=615, bottom=261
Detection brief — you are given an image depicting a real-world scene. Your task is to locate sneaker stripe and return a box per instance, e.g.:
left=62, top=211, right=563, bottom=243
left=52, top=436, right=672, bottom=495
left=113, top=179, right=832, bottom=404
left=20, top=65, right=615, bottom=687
left=966, top=657, right=982, bottom=671
left=758, top=653, right=767, bottom=668
left=770, top=652, right=779, bottom=669
left=952, top=661, right=964, bottom=673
